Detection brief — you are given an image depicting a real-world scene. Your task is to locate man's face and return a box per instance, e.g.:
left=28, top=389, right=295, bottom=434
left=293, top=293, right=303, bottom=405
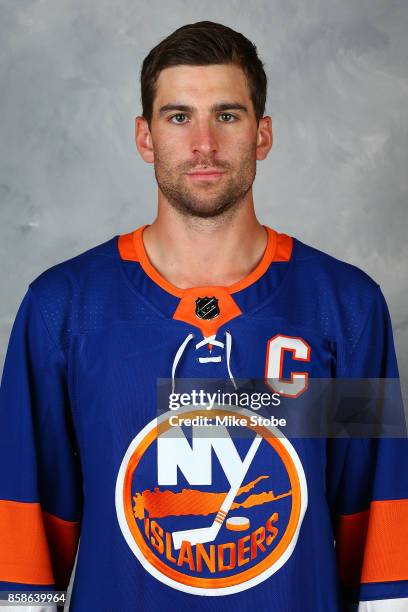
left=146, top=64, right=263, bottom=218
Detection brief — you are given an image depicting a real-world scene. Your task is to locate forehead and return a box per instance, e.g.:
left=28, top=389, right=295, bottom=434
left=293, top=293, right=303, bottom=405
left=153, top=64, right=252, bottom=109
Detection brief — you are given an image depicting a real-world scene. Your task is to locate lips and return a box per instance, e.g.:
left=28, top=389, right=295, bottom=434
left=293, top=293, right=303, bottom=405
left=186, top=169, right=225, bottom=180
left=187, top=169, right=225, bottom=175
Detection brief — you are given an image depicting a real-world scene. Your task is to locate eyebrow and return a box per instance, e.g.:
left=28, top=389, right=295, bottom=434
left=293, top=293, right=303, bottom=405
left=158, top=102, right=249, bottom=116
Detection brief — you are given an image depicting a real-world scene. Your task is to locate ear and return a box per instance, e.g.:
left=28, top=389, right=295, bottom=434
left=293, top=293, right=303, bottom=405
left=256, top=115, right=273, bottom=161
left=135, top=116, right=154, bottom=163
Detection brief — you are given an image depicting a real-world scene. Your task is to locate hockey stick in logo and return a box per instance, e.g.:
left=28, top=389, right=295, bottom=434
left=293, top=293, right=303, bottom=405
left=172, top=434, right=262, bottom=550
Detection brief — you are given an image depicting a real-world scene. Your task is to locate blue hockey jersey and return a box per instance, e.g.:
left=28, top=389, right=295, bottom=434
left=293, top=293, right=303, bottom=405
left=0, top=224, right=407, bottom=611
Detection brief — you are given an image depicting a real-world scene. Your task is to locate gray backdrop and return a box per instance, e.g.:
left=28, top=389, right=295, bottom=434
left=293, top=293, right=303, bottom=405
left=1, top=0, right=407, bottom=398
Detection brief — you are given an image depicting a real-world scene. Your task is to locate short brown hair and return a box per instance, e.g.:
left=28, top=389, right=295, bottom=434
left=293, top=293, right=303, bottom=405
left=140, top=21, right=267, bottom=126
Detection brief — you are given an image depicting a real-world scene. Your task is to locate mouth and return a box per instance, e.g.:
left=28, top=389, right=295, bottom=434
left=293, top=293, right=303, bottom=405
left=186, top=169, right=226, bottom=181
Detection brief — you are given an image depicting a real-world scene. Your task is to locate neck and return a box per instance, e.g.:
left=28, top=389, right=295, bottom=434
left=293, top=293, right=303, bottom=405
left=142, top=202, right=268, bottom=289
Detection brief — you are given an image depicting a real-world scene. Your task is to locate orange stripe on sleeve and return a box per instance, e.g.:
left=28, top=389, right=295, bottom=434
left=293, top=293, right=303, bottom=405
left=0, top=500, right=80, bottom=587
left=43, top=510, right=80, bottom=589
left=361, top=499, right=408, bottom=583
left=0, top=500, right=54, bottom=584
left=336, top=499, right=408, bottom=586
left=336, top=507, right=369, bottom=587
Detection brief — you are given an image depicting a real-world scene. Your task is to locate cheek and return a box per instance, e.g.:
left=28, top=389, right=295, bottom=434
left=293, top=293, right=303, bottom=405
left=228, top=137, right=257, bottom=164
left=222, top=126, right=256, bottom=149
left=153, top=141, right=175, bottom=165
left=154, top=130, right=188, bottom=159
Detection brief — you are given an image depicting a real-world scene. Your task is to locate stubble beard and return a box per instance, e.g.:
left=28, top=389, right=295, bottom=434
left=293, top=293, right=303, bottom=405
left=153, top=145, right=257, bottom=219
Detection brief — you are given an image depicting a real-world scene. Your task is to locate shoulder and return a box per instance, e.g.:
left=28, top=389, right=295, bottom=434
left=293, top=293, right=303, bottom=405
left=27, top=236, right=120, bottom=344
left=29, top=236, right=119, bottom=294
left=270, top=236, right=387, bottom=344
left=291, top=237, right=381, bottom=305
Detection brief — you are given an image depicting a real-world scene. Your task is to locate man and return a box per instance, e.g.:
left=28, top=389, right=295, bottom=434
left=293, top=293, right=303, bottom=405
left=0, top=21, right=407, bottom=612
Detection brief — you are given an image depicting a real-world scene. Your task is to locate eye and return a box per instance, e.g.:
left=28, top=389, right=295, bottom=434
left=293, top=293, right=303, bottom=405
left=218, top=113, right=237, bottom=122
left=169, top=113, right=189, bottom=124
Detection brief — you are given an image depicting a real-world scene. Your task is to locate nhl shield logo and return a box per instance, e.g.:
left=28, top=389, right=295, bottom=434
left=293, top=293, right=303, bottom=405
left=115, top=407, right=308, bottom=596
left=195, top=296, right=220, bottom=320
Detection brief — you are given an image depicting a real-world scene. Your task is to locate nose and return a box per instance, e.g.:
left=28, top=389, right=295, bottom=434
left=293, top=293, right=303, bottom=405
left=190, top=118, right=218, bottom=157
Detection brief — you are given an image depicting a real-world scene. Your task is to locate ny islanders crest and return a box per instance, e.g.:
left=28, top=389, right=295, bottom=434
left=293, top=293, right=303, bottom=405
left=115, top=407, right=307, bottom=595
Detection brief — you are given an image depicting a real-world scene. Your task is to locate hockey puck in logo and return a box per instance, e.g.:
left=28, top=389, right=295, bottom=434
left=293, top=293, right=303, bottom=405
left=226, top=516, right=250, bottom=531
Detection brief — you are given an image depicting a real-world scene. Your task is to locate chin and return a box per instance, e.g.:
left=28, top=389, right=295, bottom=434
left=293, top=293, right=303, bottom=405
left=180, top=201, right=236, bottom=219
